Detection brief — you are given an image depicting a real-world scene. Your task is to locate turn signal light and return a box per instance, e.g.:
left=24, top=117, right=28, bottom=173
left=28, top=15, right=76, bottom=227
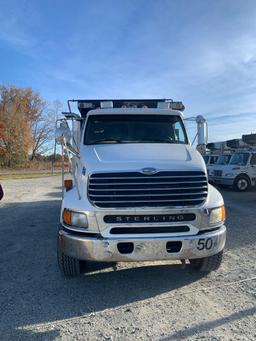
left=63, top=209, right=71, bottom=225
left=209, top=206, right=226, bottom=225
left=221, top=206, right=226, bottom=222
left=64, top=179, right=73, bottom=190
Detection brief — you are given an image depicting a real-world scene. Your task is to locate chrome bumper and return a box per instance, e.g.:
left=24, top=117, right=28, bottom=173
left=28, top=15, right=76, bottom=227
left=58, top=225, right=226, bottom=262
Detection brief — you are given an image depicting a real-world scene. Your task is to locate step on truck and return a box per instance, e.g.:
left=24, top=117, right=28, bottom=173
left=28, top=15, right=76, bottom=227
left=55, top=99, right=226, bottom=276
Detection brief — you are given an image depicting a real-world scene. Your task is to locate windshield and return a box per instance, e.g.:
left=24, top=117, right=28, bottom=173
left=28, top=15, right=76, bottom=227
left=216, top=155, right=232, bottom=165
left=203, top=155, right=209, bottom=164
left=230, top=153, right=249, bottom=166
left=209, top=156, right=219, bottom=164
left=84, top=114, right=188, bottom=145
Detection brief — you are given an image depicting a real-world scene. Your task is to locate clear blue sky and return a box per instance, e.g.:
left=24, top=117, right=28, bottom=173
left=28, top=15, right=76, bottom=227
left=1, top=0, right=256, bottom=142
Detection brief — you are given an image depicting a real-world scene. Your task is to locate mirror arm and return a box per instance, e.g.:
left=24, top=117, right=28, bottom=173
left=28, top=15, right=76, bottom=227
left=62, top=138, right=81, bottom=200
left=65, top=143, right=80, bottom=158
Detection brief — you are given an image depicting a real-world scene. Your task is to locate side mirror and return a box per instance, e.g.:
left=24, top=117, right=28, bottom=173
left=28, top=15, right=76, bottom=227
left=55, top=121, right=71, bottom=145
left=196, top=115, right=208, bottom=145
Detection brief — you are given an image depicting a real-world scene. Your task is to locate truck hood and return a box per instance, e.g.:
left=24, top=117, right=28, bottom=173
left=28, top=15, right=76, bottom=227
left=80, top=143, right=206, bottom=173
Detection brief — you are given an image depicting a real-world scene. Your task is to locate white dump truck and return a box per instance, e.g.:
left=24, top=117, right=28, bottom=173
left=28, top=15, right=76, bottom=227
left=55, top=99, right=226, bottom=276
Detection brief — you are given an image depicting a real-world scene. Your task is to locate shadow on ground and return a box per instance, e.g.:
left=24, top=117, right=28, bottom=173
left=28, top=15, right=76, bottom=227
left=47, top=191, right=62, bottom=198
left=218, top=187, right=256, bottom=250
left=0, top=199, right=203, bottom=340
left=161, top=306, right=256, bottom=340
left=0, top=189, right=255, bottom=340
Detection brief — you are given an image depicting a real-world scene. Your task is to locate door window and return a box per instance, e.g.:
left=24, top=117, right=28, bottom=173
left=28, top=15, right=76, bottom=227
left=250, top=154, right=256, bottom=165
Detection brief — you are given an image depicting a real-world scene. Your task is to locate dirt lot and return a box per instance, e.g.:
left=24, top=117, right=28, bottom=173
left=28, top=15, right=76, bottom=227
left=0, top=177, right=255, bottom=340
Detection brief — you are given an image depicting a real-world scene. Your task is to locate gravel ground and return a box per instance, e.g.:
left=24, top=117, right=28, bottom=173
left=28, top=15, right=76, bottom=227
left=0, top=177, right=255, bottom=341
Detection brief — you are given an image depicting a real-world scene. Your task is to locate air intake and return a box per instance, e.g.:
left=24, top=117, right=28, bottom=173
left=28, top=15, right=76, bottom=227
left=88, top=171, right=208, bottom=208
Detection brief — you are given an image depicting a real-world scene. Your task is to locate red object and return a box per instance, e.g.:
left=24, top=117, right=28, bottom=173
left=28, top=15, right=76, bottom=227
left=0, top=184, right=3, bottom=200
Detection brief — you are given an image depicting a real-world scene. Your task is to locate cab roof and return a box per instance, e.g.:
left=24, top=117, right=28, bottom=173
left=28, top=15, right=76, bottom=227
left=70, top=98, right=185, bottom=117
left=86, top=108, right=184, bottom=118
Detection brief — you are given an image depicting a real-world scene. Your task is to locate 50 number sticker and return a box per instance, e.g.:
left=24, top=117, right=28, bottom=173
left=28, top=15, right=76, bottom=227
left=197, top=238, right=213, bottom=250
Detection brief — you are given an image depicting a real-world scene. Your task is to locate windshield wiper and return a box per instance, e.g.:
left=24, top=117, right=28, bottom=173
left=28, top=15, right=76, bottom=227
left=87, top=138, right=123, bottom=144
left=140, top=139, right=176, bottom=143
left=87, top=138, right=178, bottom=144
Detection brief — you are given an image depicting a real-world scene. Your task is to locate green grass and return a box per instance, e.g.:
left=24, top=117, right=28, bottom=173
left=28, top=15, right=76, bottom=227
left=0, top=172, right=61, bottom=180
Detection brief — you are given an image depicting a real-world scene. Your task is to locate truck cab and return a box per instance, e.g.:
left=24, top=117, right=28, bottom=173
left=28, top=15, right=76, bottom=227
left=211, top=150, right=256, bottom=191
left=203, top=154, right=219, bottom=176
left=56, top=99, right=226, bottom=276
left=208, top=153, right=232, bottom=179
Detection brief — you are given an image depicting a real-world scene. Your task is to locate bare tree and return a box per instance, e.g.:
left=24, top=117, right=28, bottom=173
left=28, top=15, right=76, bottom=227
left=50, top=100, right=62, bottom=166
left=30, top=100, right=62, bottom=160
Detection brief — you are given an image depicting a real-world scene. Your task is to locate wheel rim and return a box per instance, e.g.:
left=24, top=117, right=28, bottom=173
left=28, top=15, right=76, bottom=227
left=237, top=178, right=248, bottom=190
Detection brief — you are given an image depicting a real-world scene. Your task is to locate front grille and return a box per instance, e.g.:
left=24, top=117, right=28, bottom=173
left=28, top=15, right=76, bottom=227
left=214, top=170, right=223, bottom=177
left=88, top=171, right=208, bottom=208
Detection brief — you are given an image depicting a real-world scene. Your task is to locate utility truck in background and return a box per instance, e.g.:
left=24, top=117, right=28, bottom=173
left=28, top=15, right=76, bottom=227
left=203, top=153, right=219, bottom=175
left=203, top=142, right=233, bottom=178
left=209, top=135, right=256, bottom=191
left=55, top=99, right=226, bottom=276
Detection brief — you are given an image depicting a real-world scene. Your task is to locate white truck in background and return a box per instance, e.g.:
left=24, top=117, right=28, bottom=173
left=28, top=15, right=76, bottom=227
left=210, top=149, right=256, bottom=191
left=203, top=154, right=219, bottom=175
left=55, top=99, right=226, bottom=276
left=209, top=136, right=256, bottom=191
left=203, top=141, right=233, bottom=177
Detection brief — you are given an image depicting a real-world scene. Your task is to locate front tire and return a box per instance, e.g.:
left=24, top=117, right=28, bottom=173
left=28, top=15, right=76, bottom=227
left=233, top=175, right=251, bottom=192
left=57, top=242, right=82, bottom=276
left=189, top=251, right=223, bottom=272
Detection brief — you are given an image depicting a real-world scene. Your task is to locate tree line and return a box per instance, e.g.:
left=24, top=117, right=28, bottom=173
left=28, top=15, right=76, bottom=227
left=0, top=85, right=62, bottom=168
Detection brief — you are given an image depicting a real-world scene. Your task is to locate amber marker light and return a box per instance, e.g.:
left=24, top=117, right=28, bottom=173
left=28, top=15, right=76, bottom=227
left=221, top=206, right=226, bottom=222
left=64, top=179, right=73, bottom=191
left=63, top=209, right=72, bottom=225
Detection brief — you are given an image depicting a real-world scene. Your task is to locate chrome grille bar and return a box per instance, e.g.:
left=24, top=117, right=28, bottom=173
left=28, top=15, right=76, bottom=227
left=90, top=175, right=205, bottom=180
left=89, top=185, right=207, bottom=192
left=89, top=180, right=207, bottom=186
left=90, top=191, right=207, bottom=197
left=88, top=171, right=208, bottom=208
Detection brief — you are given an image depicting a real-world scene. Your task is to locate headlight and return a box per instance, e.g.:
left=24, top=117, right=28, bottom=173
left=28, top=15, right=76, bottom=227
left=224, top=173, right=234, bottom=177
left=63, top=209, right=88, bottom=228
left=209, top=206, right=225, bottom=225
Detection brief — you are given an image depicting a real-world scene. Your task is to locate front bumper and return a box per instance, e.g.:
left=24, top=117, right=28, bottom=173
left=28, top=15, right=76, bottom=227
left=210, top=177, right=234, bottom=186
left=58, top=225, right=226, bottom=262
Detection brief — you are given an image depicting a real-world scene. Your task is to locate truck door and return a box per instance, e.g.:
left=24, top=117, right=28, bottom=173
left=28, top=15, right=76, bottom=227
left=250, top=154, right=256, bottom=182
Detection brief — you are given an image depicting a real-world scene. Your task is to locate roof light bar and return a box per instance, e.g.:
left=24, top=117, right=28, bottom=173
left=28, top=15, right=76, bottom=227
left=100, top=101, right=113, bottom=109
left=157, top=102, right=170, bottom=109
left=78, top=102, right=94, bottom=109
left=74, top=98, right=184, bottom=117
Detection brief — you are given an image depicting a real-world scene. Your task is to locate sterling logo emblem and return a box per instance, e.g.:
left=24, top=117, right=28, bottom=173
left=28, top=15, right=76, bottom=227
left=103, top=213, right=196, bottom=224
left=141, top=167, right=158, bottom=175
